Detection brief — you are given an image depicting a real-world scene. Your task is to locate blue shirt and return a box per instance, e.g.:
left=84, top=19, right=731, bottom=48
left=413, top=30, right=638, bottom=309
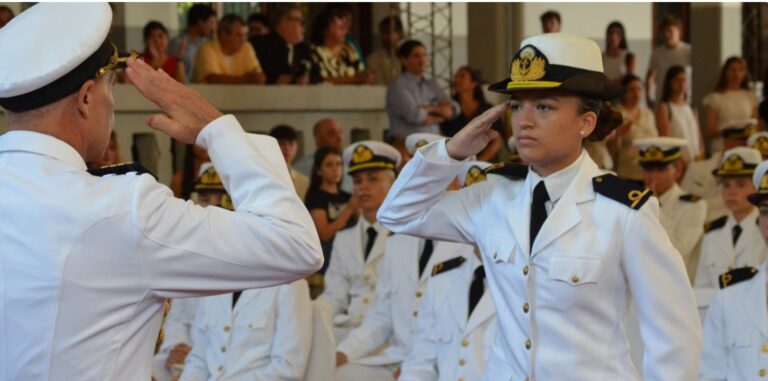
left=386, top=72, right=459, bottom=139
left=168, top=33, right=210, bottom=82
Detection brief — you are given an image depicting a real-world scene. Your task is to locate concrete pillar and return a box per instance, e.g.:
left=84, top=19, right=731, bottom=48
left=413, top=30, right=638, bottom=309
left=467, top=2, right=520, bottom=94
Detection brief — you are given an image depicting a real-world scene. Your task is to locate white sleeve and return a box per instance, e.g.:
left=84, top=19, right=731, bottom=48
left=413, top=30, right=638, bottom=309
left=622, top=198, right=703, bottom=381
left=698, top=291, right=728, bottom=381
left=398, top=281, right=439, bottom=381
left=131, top=115, right=323, bottom=298
left=377, top=139, right=488, bottom=244
left=250, top=280, right=313, bottom=381
left=694, top=236, right=718, bottom=309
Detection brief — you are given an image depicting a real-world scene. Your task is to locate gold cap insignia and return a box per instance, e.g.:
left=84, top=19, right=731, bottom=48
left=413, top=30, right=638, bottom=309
left=464, top=166, right=488, bottom=187
left=352, top=145, right=374, bottom=165
left=511, top=46, right=547, bottom=82
left=722, top=154, right=745, bottom=172
left=198, top=167, right=223, bottom=188
left=760, top=173, right=768, bottom=192
left=753, top=137, right=768, bottom=156
left=640, top=146, right=664, bottom=161
left=415, top=139, right=429, bottom=149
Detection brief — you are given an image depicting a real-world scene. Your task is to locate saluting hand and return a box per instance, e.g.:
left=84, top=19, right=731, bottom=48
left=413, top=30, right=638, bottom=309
left=125, top=57, right=223, bottom=145
left=445, top=102, right=509, bottom=160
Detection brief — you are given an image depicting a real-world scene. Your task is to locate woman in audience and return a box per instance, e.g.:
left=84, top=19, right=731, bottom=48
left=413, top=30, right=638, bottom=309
left=703, top=56, right=759, bottom=153
left=602, top=21, right=635, bottom=83
left=656, top=65, right=703, bottom=159
left=305, top=147, right=358, bottom=273
left=440, top=66, right=502, bottom=162
left=611, top=74, right=658, bottom=183
left=309, top=9, right=370, bottom=85
left=140, top=21, right=185, bottom=83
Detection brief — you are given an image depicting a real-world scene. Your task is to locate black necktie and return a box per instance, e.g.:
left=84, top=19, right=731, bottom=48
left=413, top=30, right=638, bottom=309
left=468, top=266, right=486, bottom=319
left=418, top=239, right=434, bottom=277
left=733, top=224, right=743, bottom=247
left=364, top=227, right=378, bottom=261
left=530, top=181, right=550, bottom=250
left=232, top=291, right=242, bottom=309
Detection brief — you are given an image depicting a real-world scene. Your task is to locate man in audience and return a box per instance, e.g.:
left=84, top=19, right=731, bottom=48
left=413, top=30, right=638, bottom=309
left=247, top=13, right=270, bottom=38
left=295, top=118, right=344, bottom=176
left=0, top=5, right=14, bottom=28
left=333, top=134, right=463, bottom=381
left=193, top=14, right=266, bottom=84
left=168, top=4, right=216, bottom=81
left=271, top=125, right=310, bottom=201
left=699, top=160, right=768, bottom=380
left=635, top=137, right=706, bottom=280
left=540, top=10, right=561, bottom=33
left=386, top=39, right=458, bottom=159
left=645, top=15, right=691, bottom=109
left=251, top=4, right=311, bottom=85
left=319, top=141, right=401, bottom=343
left=367, top=16, right=404, bottom=86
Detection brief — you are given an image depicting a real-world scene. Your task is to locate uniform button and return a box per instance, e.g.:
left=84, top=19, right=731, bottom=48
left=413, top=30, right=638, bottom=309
left=461, top=339, right=469, bottom=347
left=523, top=266, right=529, bottom=276
left=458, top=358, right=466, bottom=366
left=413, top=310, right=418, bottom=317
left=523, top=303, right=529, bottom=313
left=763, top=344, right=768, bottom=353
left=761, top=369, right=767, bottom=377
left=571, top=275, right=580, bottom=284
left=416, top=291, right=423, bottom=298
left=370, top=286, right=375, bottom=291
left=218, top=365, right=223, bottom=372
left=220, top=346, right=226, bottom=353
left=363, top=298, right=369, bottom=304
left=525, top=339, right=531, bottom=350
left=248, top=323, right=253, bottom=328
left=458, top=378, right=464, bottom=381
left=493, top=253, right=498, bottom=260
left=223, top=325, right=230, bottom=332
left=363, top=275, right=370, bottom=281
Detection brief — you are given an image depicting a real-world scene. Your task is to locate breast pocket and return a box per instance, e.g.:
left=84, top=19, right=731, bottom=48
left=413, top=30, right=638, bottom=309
left=237, top=314, right=272, bottom=353
left=546, top=256, right=603, bottom=311
left=485, top=234, right=517, bottom=264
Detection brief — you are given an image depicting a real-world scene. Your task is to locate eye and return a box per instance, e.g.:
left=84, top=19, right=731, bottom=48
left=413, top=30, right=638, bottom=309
left=536, top=103, right=553, bottom=111
left=508, top=102, right=522, bottom=111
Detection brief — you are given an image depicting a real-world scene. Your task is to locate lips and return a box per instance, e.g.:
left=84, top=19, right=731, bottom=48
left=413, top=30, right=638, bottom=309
left=517, top=136, right=537, bottom=146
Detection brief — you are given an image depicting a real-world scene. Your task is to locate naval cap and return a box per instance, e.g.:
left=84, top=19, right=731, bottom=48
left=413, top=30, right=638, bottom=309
left=720, top=118, right=758, bottom=140
left=713, top=147, right=762, bottom=178
left=0, top=3, right=132, bottom=112
left=405, top=133, right=443, bottom=156
left=748, top=131, right=768, bottom=158
left=749, top=161, right=768, bottom=205
left=633, top=137, right=688, bottom=167
left=343, top=140, right=402, bottom=175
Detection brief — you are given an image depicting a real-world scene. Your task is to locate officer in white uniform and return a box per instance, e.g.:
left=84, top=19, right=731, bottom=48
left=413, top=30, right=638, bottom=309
left=634, top=137, right=707, bottom=279
left=682, top=119, right=757, bottom=223
left=318, top=141, right=401, bottom=343
left=694, top=147, right=767, bottom=320
left=399, top=249, right=496, bottom=381
left=378, top=33, right=701, bottom=380
left=0, top=4, right=322, bottom=380
left=699, top=160, right=768, bottom=381
left=335, top=136, right=483, bottom=381
left=179, top=279, right=312, bottom=381
left=748, top=130, right=768, bottom=160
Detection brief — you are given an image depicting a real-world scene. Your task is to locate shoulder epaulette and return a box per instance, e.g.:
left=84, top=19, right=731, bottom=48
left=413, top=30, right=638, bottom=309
left=679, top=194, right=702, bottom=202
left=592, top=174, right=651, bottom=210
left=87, top=162, right=156, bottom=180
left=704, top=216, right=728, bottom=233
left=431, top=256, right=466, bottom=276
left=719, top=266, right=758, bottom=288
left=483, top=162, right=528, bottom=181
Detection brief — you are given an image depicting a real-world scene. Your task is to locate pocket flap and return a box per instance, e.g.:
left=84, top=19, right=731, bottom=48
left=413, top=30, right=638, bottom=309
left=548, top=256, right=602, bottom=285
left=487, top=234, right=516, bottom=263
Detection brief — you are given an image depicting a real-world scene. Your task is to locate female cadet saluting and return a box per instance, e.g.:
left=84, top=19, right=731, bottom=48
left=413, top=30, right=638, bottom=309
left=377, top=33, right=701, bottom=381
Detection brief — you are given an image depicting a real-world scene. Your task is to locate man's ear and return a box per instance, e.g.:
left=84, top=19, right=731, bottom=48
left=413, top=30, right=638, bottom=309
left=76, top=79, right=96, bottom=118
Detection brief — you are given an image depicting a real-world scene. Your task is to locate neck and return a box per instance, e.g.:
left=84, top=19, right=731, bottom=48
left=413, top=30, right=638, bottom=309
left=363, top=210, right=377, bottom=224
left=186, top=27, right=202, bottom=39
left=458, top=91, right=476, bottom=104
left=319, top=182, right=338, bottom=193
left=733, top=207, right=755, bottom=223
left=407, top=70, right=423, bottom=78
left=531, top=149, right=581, bottom=177
left=658, top=183, right=675, bottom=197
left=725, top=83, right=741, bottom=91
left=670, top=94, right=685, bottom=103
left=606, top=46, right=621, bottom=55
left=621, top=101, right=639, bottom=112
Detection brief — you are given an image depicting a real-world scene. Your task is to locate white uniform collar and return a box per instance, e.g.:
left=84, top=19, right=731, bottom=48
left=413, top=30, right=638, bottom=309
left=657, top=183, right=683, bottom=207
left=0, top=130, right=87, bottom=170
left=727, top=207, right=759, bottom=228
left=527, top=150, right=586, bottom=204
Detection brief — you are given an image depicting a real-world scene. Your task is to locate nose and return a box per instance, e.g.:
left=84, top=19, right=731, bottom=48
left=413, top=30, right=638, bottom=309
left=517, top=104, right=534, bottom=129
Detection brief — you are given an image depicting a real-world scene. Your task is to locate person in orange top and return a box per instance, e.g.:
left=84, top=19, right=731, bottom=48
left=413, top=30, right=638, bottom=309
left=193, top=14, right=266, bottom=84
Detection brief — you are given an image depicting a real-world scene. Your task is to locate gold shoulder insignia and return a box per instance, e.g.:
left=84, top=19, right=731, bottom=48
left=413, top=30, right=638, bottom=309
left=592, top=174, right=651, bottom=210
left=704, top=216, right=728, bottom=233
left=719, top=266, right=758, bottom=289
left=431, top=256, right=466, bottom=276
left=464, top=165, right=488, bottom=187
left=88, top=162, right=156, bottom=180
left=484, top=162, right=528, bottom=181
left=679, top=194, right=702, bottom=202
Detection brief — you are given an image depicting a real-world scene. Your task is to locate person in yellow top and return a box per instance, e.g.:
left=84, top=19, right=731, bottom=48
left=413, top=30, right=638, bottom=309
left=193, top=14, right=266, bottom=84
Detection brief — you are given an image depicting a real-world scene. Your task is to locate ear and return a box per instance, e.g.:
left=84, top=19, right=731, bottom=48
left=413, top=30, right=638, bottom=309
left=579, top=111, right=597, bottom=138
left=75, top=79, right=97, bottom=119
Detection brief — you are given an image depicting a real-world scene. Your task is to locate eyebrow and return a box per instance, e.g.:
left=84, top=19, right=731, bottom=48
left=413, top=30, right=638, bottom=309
left=509, top=94, right=561, bottom=102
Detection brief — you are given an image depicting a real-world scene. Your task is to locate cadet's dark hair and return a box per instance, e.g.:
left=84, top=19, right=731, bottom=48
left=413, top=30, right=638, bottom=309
left=142, top=21, right=168, bottom=42
left=187, top=4, right=215, bottom=28
left=579, top=97, right=624, bottom=142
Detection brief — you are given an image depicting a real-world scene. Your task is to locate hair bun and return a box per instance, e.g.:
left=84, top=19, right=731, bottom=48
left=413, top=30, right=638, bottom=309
left=587, top=102, right=623, bottom=142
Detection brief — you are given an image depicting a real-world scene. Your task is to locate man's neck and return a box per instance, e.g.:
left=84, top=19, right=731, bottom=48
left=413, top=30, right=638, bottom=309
left=733, top=207, right=755, bottom=223
left=363, top=211, right=377, bottom=224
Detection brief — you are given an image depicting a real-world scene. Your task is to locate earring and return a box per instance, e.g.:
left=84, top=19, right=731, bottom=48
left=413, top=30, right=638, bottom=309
left=579, top=131, right=585, bottom=137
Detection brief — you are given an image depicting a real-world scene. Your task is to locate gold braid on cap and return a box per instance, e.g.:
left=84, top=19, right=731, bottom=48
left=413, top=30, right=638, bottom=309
left=721, top=155, right=746, bottom=172
left=511, top=47, right=546, bottom=82
left=352, top=145, right=374, bottom=164
left=760, top=173, right=768, bottom=192
left=753, top=137, right=768, bottom=156
left=96, top=43, right=137, bottom=78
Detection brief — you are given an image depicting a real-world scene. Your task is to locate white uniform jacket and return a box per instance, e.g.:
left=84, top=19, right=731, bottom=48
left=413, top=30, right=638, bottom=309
left=180, top=280, right=312, bottom=381
left=657, top=183, right=707, bottom=272
left=377, top=141, right=702, bottom=381
left=681, top=153, right=727, bottom=223
left=153, top=298, right=201, bottom=381
left=319, top=219, right=389, bottom=337
left=700, top=263, right=768, bottom=381
left=0, top=115, right=323, bottom=381
left=399, top=252, right=496, bottom=381
left=337, top=234, right=469, bottom=365
left=694, top=208, right=768, bottom=315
